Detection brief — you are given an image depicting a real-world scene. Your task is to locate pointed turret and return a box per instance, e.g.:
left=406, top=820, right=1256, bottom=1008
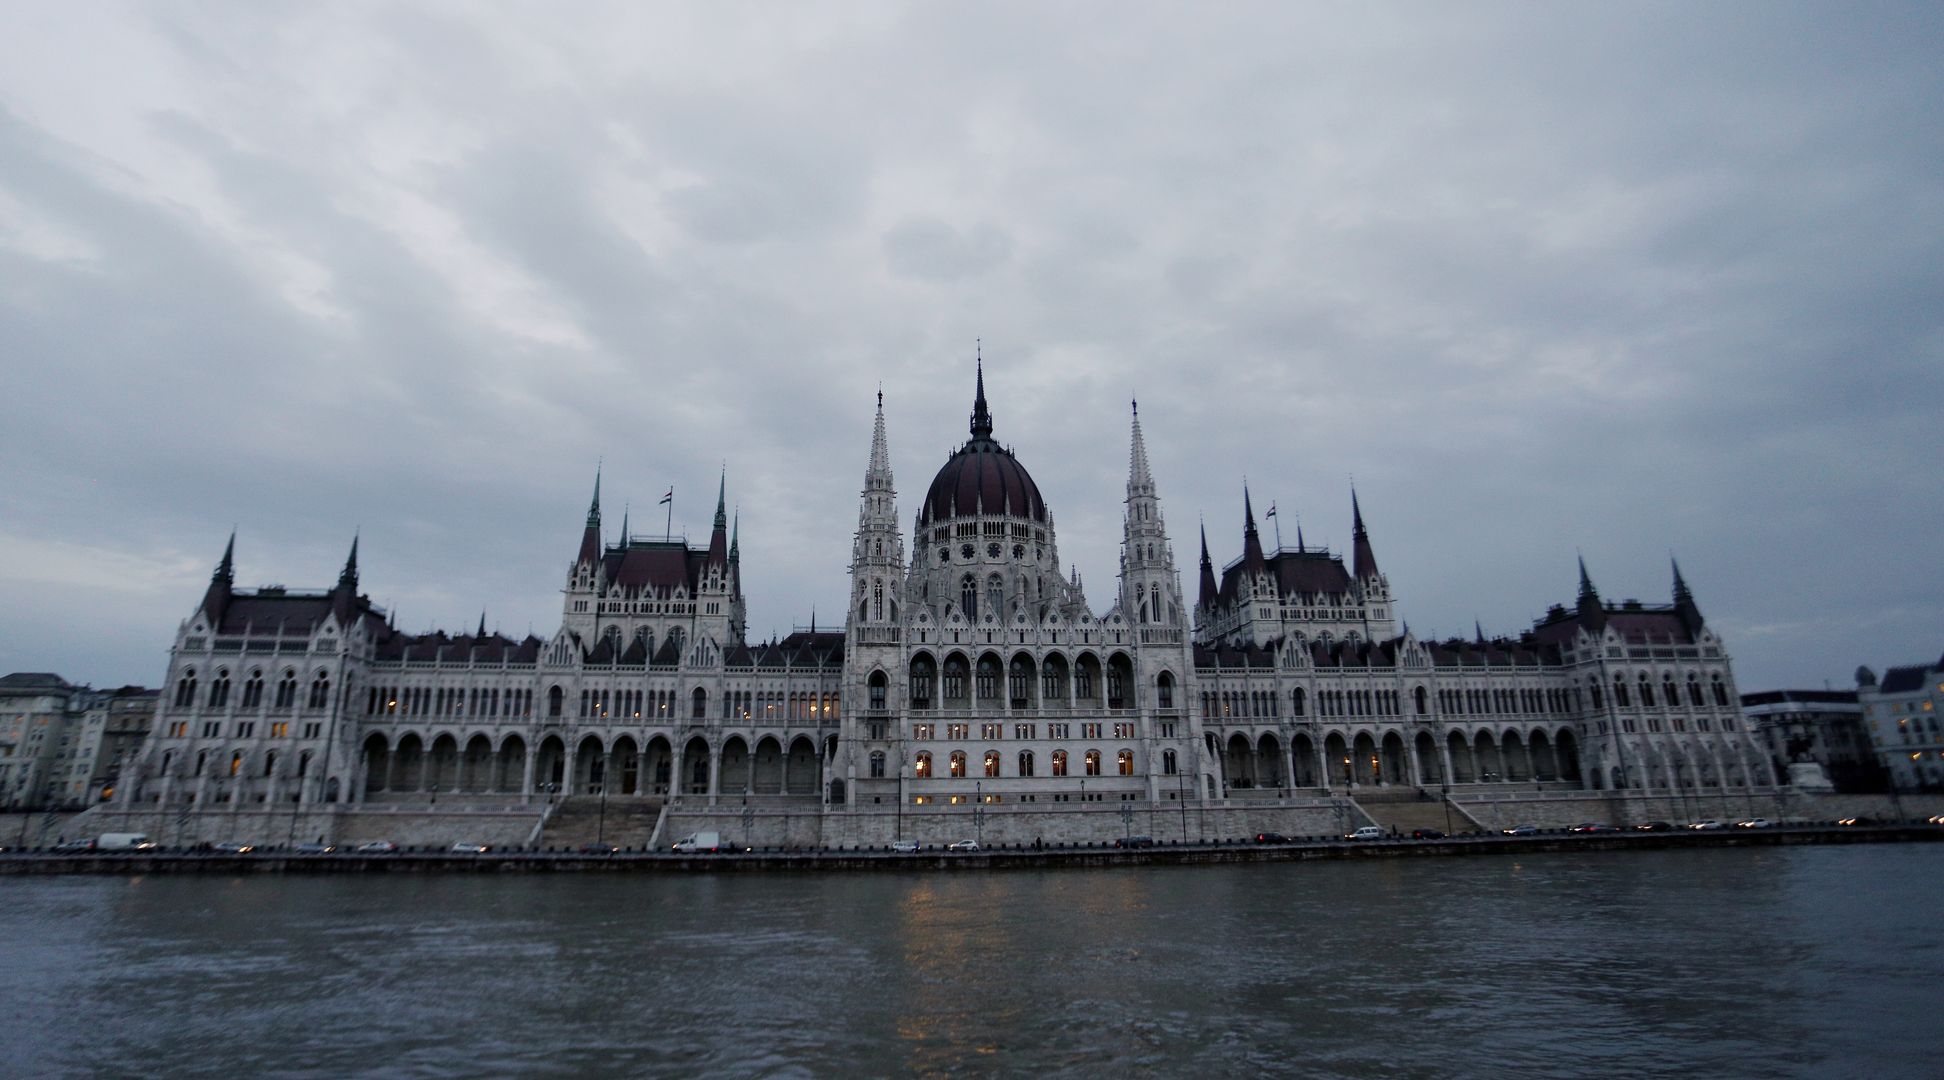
left=707, top=469, right=729, bottom=567
left=577, top=467, right=602, bottom=566
left=730, top=510, right=740, bottom=564
left=1241, top=486, right=1267, bottom=573
left=1576, top=555, right=1608, bottom=630
left=619, top=504, right=629, bottom=548
left=1475, top=619, right=1486, bottom=644
left=1296, top=520, right=1306, bottom=553
left=199, top=530, right=236, bottom=622
left=337, top=533, right=360, bottom=592
left=1198, top=523, right=1218, bottom=611
left=476, top=612, right=488, bottom=638
left=866, top=387, right=894, bottom=491
left=1672, top=557, right=1704, bottom=636
left=1351, top=489, right=1380, bottom=580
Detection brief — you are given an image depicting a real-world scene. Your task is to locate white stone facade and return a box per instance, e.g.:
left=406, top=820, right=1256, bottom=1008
left=116, top=366, right=1771, bottom=821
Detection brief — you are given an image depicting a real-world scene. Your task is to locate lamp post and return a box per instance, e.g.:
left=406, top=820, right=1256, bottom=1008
left=896, top=766, right=905, bottom=842
left=596, top=782, right=608, bottom=846
left=1177, top=768, right=1188, bottom=843
left=974, top=781, right=983, bottom=846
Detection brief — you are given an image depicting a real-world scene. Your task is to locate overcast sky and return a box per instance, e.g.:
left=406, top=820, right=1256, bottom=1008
left=2, top=3, right=1939, bottom=693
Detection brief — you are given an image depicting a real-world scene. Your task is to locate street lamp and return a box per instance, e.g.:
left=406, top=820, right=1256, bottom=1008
left=595, top=783, right=607, bottom=846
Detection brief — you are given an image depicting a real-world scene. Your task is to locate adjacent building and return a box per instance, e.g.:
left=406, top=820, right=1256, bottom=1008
left=1857, top=656, right=1944, bottom=791
left=1741, top=689, right=1884, bottom=793
left=0, top=674, right=156, bottom=809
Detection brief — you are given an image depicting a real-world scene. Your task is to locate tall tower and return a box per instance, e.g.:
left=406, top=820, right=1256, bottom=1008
left=1119, top=401, right=1184, bottom=629
left=843, top=390, right=907, bottom=807
left=852, top=389, right=907, bottom=627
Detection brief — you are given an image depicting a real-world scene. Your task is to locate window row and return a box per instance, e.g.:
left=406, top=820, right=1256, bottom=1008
left=891, top=747, right=1164, bottom=779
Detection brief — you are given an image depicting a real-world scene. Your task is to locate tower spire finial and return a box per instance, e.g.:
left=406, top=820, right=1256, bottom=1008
left=338, top=530, right=360, bottom=591
left=970, top=345, right=993, bottom=439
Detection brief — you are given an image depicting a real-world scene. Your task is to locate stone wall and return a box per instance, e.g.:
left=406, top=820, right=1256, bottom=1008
left=1454, top=790, right=1944, bottom=830
left=664, top=799, right=1370, bottom=850
left=64, top=803, right=547, bottom=850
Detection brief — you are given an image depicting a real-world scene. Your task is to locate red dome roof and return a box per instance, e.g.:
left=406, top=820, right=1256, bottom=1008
left=923, top=438, right=1046, bottom=524
left=920, top=357, right=1047, bottom=524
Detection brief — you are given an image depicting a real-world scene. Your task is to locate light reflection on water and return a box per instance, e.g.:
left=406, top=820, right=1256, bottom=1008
left=0, top=845, right=1938, bottom=1078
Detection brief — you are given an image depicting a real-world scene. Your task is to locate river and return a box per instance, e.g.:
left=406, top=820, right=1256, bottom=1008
left=1, top=844, right=1935, bottom=1078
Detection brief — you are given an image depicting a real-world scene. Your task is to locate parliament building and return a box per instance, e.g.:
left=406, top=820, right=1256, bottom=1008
left=118, top=363, right=1773, bottom=836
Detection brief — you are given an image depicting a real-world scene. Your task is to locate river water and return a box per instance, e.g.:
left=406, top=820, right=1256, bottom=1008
left=1, top=845, right=1937, bottom=1078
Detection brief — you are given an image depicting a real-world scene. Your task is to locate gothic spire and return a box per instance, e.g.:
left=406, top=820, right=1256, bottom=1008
left=1351, top=489, right=1380, bottom=580
left=707, top=469, right=730, bottom=567
left=338, top=532, right=360, bottom=592
left=477, top=611, right=488, bottom=638
left=1198, top=522, right=1219, bottom=611
left=1576, top=554, right=1608, bottom=630
left=200, top=530, right=236, bottom=621
left=1241, top=485, right=1266, bottom=571
left=730, top=509, right=740, bottom=563
left=969, top=346, right=993, bottom=440
left=866, top=387, right=894, bottom=491
left=619, top=504, right=629, bottom=547
left=1672, top=556, right=1704, bottom=635
left=587, top=466, right=602, bottom=528
left=1127, top=398, right=1154, bottom=498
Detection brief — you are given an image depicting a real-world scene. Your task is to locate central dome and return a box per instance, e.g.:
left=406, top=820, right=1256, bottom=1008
left=920, top=362, right=1047, bottom=525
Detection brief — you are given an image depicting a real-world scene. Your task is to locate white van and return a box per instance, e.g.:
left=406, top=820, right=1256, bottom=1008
left=97, top=833, right=154, bottom=851
left=672, top=831, right=723, bottom=853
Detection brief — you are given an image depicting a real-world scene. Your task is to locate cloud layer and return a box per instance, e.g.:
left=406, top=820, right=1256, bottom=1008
left=2, top=3, right=1940, bottom=691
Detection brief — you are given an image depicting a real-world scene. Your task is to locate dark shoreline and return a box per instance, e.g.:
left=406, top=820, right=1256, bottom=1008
left=3, top=823, right=1938, bottom=875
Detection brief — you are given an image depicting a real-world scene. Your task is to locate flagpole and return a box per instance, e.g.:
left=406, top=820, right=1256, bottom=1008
left=663, top=488, right=674, bottom=541
left=1270, top=503, right=1282, bottom=552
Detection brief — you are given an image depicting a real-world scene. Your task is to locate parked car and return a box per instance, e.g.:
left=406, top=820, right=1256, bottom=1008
left=294, top=842, right=336, bottom=854
left=1500, top=824, right=1539, bottom=837
left=946, top=840, right=981, bottom=852
left=1633, top=821, right=1675, bottom=832
left=1344, top=826, right=1386, bottom=841
left=1410, top=827, right=1446, bottom=840
left=1252, top=831, right=1289, bottom=844
left=1927, top=814, right=1944, bottom=825
left=672, top=831, right=723, bottom=853
left=890, top=839, right=920, bottom=853
left=1115, top=835, right=1157, bottom=848
left=1688, top=820, right=1724, bottom=830
left=1568, top=823, right=1618, bottom=834
left=357, top=840, right=399, bottom=853
left=1734, top=818, right=1771, bottom=829
left=52, top=838, right=98, bottom=852
left=209, top=841, right=255, bottom=854
left=450, top=842, right=490, bottom=853
left=579, top=843, right=619, bottom=854
left=1836, top=816, right=1876, bottom=827
left=97, top=833, right=154, bottom=851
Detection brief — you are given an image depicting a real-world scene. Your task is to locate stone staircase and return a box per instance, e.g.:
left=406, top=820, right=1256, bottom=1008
left=536, top=797, right=665, bottom=851
left=1352, top=793, right=1481, bottom=836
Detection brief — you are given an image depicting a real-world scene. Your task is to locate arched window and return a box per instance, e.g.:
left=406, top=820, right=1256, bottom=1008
left=1052, top=750, right=1068, bottom=777
left=869, top=751, right=886, bottom=778
left=1663, top=677, right=1678, bottom=709
left=307, top=673, right=330, bottom=709
left=1414, top=686, right=1428, bottom=715
left=174, top=670, right=198, bottom=709
left=1117, top=749, right=1134, bottom=776
left=275, top=671, right=297, bottom=709
left=692, top=688, right=707, bottom=718
left=548, top=686, right=564, bottom=717
left=1018, top=750, right=1035, bottom=777
left=1614, top=676, right=1630, bottom=708
left=1157, top=672, right=1174, bottom=708
left=1591, top=683, right=1604, bottom=709
left=949, top=750, right=967, bottom=778
left=915, top=751, right=932, bottom=778
left=242, top=671, right=263, bottom=709
left=1008, top=658, right=1030, bottom=706
left=869, top=670, right=888, bottom=710
left=1688, top=677, right=1703, bottom=706
left=872, top=579, right=884, bottom=621
left=961, top=574, right=977, bottom=619
left=1638, top=675, right=1655, bottom=708
left=228, top=751, right=243, bottom=777
left=976, top=657, right=999, bottom=701
left=984, top=750, right=1001, bottom=777
left=985, top=573, right=1003, bottom=619
left=602, top=625, right=622, bottom=653
left=1712, top=676, right=1729, bottom=707
left=1085, top=749, right=1102, bottom=776
left=1292, top=687, right=1306, bottom=716
left=1162, top=749, right=1177, bottom=775
left=263, top=751, right=277, bottom=778
left=209, top=670, right=231, bottom=709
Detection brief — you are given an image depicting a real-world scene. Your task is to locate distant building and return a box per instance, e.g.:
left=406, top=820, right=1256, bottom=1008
left=1856, top=656, right=1944, bottom=791
left=0, top=674, right=155, bottom=809
left=1740, top=689, right=1884, bottom=793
